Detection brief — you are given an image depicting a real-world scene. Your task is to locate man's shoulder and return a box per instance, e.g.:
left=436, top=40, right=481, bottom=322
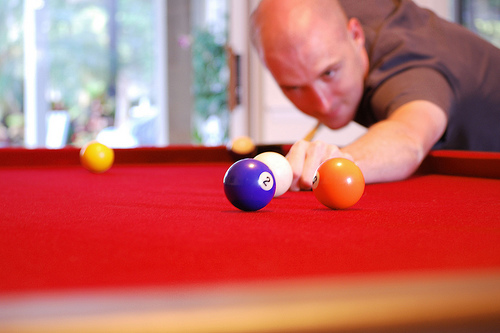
left=338, top=0, right=399, bottom=23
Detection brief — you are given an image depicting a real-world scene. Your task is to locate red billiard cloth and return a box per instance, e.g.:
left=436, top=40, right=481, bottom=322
left=1, top=160, right=499, bottom=293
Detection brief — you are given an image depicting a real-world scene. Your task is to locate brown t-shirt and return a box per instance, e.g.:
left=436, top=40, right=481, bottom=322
left=340, top=0, right=500, bottom=151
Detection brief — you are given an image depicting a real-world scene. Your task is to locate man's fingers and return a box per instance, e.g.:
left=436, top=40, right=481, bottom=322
left=287, top=140, right=344, bottom=191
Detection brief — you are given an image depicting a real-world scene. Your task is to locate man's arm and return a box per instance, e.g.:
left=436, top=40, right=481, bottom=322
left=287, top=100, right=448, bottom=189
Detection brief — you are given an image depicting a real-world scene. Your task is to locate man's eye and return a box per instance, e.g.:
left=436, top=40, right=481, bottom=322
left=283, top=86, right=300, bottom=93
left=322, top=69, right=337, bottom=78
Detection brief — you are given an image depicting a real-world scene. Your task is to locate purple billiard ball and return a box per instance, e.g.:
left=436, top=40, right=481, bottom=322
left=223, top=159, right=276, bottom=211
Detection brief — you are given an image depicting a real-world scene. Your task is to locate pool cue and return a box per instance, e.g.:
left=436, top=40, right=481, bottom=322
left=303, top=121, right=322, bottom=141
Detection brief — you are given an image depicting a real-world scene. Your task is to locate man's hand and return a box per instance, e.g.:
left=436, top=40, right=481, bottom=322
left=286, top=100, right=448, bottom=189
left=286, top=140, right=353, bottom=191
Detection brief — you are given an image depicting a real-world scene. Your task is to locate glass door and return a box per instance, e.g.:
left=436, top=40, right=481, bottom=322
left=0, top=0, right=231, bottom=148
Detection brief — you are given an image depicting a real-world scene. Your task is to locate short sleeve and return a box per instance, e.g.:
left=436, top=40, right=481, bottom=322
left=370, top=67, right=455, bottom=120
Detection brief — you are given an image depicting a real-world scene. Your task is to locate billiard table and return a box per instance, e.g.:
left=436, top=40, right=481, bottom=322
left=1, top=146, right=499, bottom=332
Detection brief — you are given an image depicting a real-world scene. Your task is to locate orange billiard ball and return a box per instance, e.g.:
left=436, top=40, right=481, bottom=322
left=80, top=141, right=114, bottom=173
left=312, top=158, right=365, bottom=209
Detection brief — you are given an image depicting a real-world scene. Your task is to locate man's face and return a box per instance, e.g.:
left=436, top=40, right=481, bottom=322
left=262, top=18, right=368, bottom=129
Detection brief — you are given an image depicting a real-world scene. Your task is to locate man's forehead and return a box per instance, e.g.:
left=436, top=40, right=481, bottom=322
left=264, top=42, right=342, bottom=87
left=254, top=0, right=350, bottom=85
left=257, top=2, right=348, bottom=50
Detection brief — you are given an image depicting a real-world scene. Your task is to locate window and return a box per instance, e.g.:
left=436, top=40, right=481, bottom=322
left=0, top=0, right=229, bottom=148
left=0, top=0, right=23, bottom=147
left=459, top=0, right=500, bottom=47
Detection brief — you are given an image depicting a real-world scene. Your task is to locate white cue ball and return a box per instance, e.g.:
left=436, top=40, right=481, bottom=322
left=254, top=151, right=293, bottom=197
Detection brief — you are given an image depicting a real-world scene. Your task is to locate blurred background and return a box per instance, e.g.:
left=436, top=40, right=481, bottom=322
left=0, top=0, right=499, bottom=149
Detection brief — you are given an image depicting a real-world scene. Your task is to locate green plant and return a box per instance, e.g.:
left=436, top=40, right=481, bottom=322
left=191, top=28, right=229, bottom=145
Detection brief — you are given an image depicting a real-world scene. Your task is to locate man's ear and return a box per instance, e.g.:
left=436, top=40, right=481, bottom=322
left=347, top=18, right=365, bottom=49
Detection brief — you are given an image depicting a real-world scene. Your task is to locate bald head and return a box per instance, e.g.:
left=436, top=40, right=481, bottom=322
left=249, top=0, right=369, bottom=130
left=250, top=0, right=349, bottom=62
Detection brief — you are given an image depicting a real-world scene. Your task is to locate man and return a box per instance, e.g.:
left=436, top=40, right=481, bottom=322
left=250, top=0, right=500, bottom=190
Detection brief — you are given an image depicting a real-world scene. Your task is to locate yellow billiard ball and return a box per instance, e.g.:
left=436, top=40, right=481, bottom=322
left=80, top=141, right=114, bottom=173
left=228, top=136, right=256, bottom=159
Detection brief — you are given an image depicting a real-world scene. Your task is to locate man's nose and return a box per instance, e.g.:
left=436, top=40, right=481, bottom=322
left=309, top=83, right=332, bottom=115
